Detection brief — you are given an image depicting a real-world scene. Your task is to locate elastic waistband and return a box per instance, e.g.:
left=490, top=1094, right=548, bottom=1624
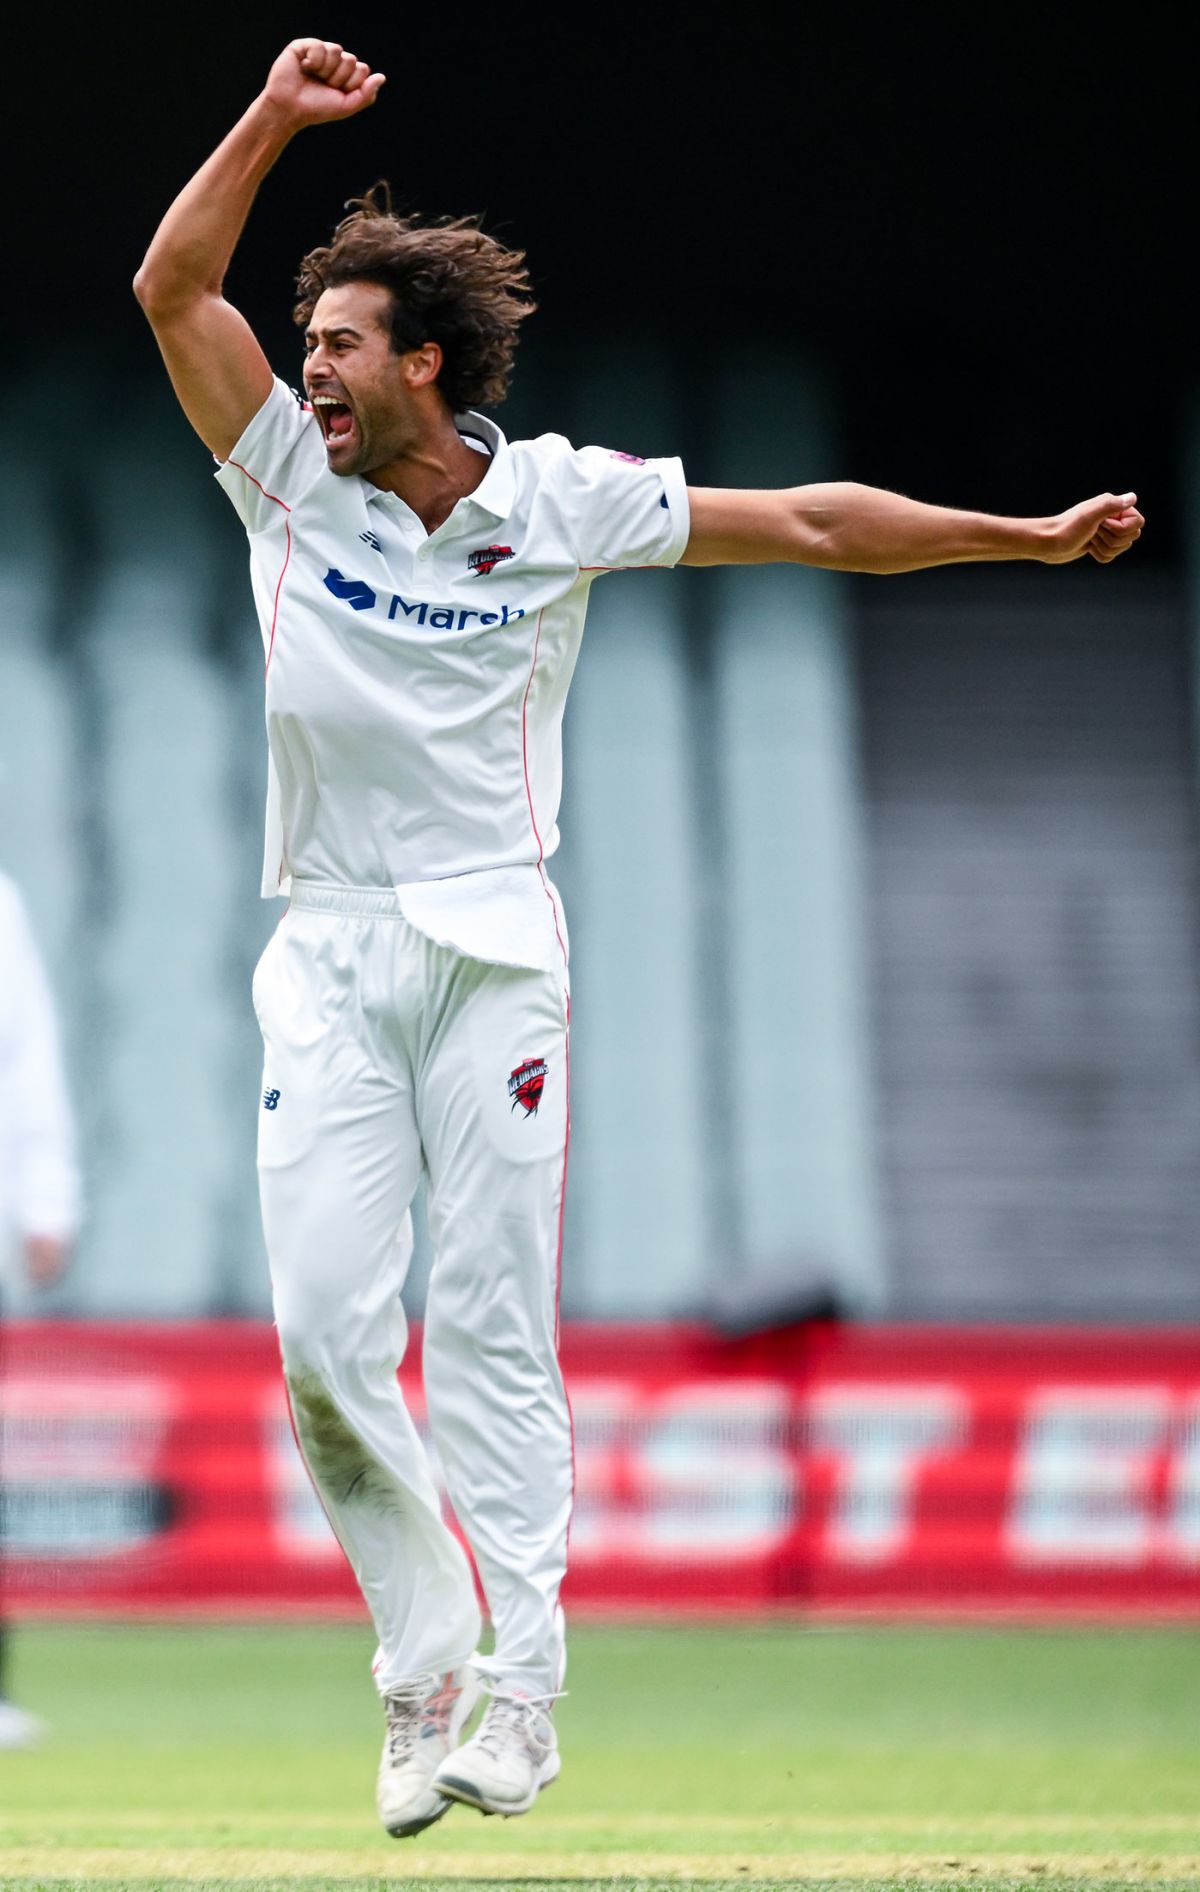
left=289, top=882, right=407, bottom=917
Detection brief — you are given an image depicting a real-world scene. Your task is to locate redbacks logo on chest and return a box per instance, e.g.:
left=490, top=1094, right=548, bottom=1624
left=468, top=544, right=515, bottom=576
left=508, top=1057, right=549, bottom=1116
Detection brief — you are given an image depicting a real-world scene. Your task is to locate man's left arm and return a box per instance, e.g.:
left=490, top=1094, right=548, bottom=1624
left=681, top=482, right=1144, bottom=571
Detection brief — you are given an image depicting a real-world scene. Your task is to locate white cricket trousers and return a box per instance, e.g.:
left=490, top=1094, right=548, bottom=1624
left=252, top=882, right=572, bottom=1699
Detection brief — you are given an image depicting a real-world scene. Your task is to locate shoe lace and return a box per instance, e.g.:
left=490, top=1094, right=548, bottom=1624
left=475, top=1692, right=555, bottom=1762
left=382, top=1672, right=441, bottom=1763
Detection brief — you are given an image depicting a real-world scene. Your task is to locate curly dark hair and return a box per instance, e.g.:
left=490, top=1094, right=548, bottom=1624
left=293, top=183, right=536, bottom=412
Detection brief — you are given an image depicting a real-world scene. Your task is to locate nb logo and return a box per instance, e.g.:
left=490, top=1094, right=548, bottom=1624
left=359, top=529, right=382, bottom=552
left=262, top=1088, right=281, bottom=1111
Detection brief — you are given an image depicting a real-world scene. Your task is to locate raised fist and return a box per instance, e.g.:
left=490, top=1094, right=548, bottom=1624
left=263, top=39, right=386, bottom=128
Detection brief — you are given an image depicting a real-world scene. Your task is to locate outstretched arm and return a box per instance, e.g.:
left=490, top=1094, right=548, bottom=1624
left=133, top=40, right=385, bottom=460
left=681, top=483, right=1144, bottom=572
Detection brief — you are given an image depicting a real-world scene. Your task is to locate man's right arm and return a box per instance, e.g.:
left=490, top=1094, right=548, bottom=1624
left=133, top=40, right=385, bottom=461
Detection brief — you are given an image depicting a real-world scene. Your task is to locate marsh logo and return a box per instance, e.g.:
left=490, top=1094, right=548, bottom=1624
left=322, top=567, right=525, bottom=630
left=323, top=568, right=376, bottom=612
left=388, top=593, right=525, bottom=630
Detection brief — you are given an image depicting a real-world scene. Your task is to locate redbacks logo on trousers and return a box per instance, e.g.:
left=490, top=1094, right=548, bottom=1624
left=508, top=1057, right=549, bottom=1116
left=468, top=544, right=514, bottom=575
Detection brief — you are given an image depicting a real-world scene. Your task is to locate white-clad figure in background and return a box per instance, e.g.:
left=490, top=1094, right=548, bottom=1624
left=0, top=870, right=82, bottom=1749
left=132, top=37, right=1143, bottom=1839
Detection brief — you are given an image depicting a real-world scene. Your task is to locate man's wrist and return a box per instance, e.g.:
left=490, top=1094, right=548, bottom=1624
left=245, top=90, right=305, bottom=151
left=1025, top=516, right=1057, bottom=563
left=978, top=513, right=1055, bottom=563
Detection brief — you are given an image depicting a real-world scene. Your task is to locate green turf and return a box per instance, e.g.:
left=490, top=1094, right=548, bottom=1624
left=1, top=1622, right=1199, bottom=1889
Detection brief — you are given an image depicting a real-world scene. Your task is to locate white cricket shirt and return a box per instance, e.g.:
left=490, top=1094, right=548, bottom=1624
left=217, top=379, right=689, bottom=971
left=0, top=872, right=81, bottom=1265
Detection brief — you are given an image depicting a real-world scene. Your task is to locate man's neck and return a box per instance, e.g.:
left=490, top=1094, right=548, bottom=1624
left=365, top=414, right=489, bottom=535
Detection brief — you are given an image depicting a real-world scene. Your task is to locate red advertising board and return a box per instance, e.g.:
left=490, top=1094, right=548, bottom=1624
left=3, top=1320, right=1199, bottom=1617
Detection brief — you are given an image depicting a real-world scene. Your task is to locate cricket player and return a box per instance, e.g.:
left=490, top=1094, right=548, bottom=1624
left=133, top=37, right=1143, bottom=1838
left=0, top=870, right=81, bottom=1748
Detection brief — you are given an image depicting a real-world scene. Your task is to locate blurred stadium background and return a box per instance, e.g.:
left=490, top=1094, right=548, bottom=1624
left=2, top=10, right=1199, bottom=1885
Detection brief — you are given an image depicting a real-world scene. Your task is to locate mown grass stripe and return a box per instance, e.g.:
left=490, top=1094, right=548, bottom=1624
left=4, top=1851, right=1200, bottom=1879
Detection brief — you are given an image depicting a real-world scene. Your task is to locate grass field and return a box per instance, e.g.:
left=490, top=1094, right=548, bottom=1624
left=1, top=1622, right=1198, bottom=1890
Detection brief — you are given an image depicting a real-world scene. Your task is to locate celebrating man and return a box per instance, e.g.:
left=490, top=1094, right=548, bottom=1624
left=133, top=37, right=1143, bottom=1840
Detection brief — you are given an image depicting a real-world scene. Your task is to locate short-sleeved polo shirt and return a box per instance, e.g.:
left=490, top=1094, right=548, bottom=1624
left=0, top=873, right=81, bottom=1261
left=216, top=378, right=689, bottom=971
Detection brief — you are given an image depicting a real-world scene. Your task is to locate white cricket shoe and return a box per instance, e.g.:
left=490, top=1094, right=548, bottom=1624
left=0, top=1700, right=47, bottom=1750
left=376, top=1665, right=482, bottom=1838
left=433, top=1692, right=560, bottom=1817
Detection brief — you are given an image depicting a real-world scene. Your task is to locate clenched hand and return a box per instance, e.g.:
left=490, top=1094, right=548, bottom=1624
left=1042, top=494, right=1145, bottom=565
left=263, top=39, right=386, bottom=129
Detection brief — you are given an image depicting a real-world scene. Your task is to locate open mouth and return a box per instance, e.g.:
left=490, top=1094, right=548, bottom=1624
left=311, top=393, right=357, bottom=447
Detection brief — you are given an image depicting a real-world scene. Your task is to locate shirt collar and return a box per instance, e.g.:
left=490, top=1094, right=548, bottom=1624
left=364, top=410, right=516, bottom=522
left=453, top=411, right=515, bottom=518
